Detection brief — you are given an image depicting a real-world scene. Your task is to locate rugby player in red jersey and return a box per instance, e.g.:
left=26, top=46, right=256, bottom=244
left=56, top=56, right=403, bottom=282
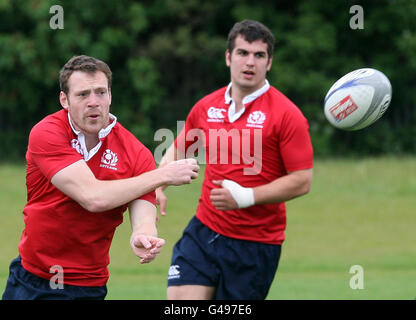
left=157, top=20, right=313, bottom=300
left=2, top=55, right=199, bottom=300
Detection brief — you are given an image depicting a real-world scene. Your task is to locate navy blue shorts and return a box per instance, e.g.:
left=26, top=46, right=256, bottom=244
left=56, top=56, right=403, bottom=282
left=167, top=216, right=282, bottom=300
left=2, top=256, right=107, bottom=300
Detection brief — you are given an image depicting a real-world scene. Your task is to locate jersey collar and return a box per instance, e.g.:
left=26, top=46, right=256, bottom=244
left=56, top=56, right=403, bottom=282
left=224, top=80, right=270, bottom=123
left=68, top=112, right=118, bottom=138
left=67, top=112, right=117, bottom=161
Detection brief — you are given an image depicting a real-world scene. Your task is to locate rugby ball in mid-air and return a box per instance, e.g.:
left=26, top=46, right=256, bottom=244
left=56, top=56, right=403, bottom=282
left=324, top=68, right=392, bottom=130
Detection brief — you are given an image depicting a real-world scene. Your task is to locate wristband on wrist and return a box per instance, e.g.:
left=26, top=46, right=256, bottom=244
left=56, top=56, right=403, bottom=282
left=221, top=179, right=255, bottom=209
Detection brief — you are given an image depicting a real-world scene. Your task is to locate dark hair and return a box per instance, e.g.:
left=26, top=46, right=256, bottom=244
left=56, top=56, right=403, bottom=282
left=59, top=55, right=112, bottom=94
left=227, top=20, right=275, bottom=59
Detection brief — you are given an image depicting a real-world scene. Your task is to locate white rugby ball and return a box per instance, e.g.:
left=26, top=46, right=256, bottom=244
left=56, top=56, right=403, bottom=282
left=324, top=68, right=392, bottom=130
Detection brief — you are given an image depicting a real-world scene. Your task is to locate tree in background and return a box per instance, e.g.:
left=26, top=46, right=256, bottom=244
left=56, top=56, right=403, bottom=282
left=0, top=0, right=415, bottom=161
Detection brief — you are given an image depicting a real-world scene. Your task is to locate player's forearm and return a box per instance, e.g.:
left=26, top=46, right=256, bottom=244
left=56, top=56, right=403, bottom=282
left=159, top=127, right=187, bottom=168
left=253, top=169, right=313, bottom=205
left=88, top=158, right=199, bottom=212
left=86, top=168, right=169, bottom=212
left=159, top=144, right=181, bottom=168
left=52, top=156, right=198, bottom=212
left=158, top=144, right=176, bottom=168
left=51, top=160, right=169, bottom=212
left=129, top=200, right=158, bottom=237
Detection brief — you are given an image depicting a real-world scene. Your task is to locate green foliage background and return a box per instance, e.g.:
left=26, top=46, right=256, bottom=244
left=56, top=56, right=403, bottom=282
left=0, top=0, right=415, bottom=160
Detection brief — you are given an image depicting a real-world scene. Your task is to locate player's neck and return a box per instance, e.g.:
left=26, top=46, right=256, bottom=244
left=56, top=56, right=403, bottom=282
left=230, top=86, right=255, bottom=112
left=84, top=134, right=100, bottom=152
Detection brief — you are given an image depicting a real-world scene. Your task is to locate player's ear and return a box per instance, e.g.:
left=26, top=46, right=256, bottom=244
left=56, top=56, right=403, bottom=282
left=60, top=91, right=69, bottom=110
left=266, top=55, right=273, bottom=71
left=225, top=50, right=231, bottom=67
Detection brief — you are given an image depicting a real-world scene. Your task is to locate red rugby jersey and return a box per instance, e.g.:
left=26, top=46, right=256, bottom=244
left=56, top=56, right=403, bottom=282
left=19, top=109, right=156, bottom=286
left=175, top=82, right=313, bottom=244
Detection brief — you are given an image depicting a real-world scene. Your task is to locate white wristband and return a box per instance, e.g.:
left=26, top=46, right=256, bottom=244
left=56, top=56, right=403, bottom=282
left=221, top=179, right=255, bottom=209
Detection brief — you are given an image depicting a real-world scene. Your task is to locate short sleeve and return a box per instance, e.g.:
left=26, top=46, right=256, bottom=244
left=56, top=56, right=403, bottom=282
left=28, top=120, right=83, bottom=181
left=279, top=108, right=314, bottom=172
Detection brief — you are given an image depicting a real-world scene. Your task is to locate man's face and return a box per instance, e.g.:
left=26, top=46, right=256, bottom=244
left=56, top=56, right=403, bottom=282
left=226, top=35, right=272, bottom=93
left=60, top=71, right=111, bottom=136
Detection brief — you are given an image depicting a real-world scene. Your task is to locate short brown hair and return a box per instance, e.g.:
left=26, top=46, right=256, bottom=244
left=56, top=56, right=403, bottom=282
left=59, top=55, right=112, bottom=94
left=227, top=20, right=275, bottom=59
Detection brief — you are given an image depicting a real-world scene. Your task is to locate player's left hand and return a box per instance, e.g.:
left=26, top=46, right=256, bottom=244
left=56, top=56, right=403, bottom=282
left=130, top=234, right=166, bottom=264
left=210, top=180, right=240, bottom=211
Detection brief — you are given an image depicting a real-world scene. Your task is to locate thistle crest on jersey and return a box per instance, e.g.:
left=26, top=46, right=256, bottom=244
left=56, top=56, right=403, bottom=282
left=100, top=149, right=118, bottom=170
left=247, top=111, right=266, bottom=128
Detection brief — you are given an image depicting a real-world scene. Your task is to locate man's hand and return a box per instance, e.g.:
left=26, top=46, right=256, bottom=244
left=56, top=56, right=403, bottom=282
left=156, top=158, right=199, bottom=217
left=210, top=180, right=255, bottom=210
left=162, top=158, right=199, bottom=186
left=156, top=187, right=168, bottom=217
left=130, top=233, right=166, bottom=264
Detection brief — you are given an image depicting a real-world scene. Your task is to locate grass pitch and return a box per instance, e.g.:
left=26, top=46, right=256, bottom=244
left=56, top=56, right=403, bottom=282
left=0, top=157, right=415, bottom=299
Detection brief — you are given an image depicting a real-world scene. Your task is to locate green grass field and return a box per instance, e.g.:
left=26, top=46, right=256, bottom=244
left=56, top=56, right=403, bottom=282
left=0, top=157, right=415, bottom=299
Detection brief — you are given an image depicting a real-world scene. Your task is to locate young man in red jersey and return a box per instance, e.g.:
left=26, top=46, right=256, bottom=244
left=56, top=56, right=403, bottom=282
left=157, top=20, right=313, bottom=299
left=2, top=55, right=199, bottom=300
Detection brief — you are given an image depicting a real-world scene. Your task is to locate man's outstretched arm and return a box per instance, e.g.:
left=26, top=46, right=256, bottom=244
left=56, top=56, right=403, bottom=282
left=51, top=158, right=199, bottom=212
